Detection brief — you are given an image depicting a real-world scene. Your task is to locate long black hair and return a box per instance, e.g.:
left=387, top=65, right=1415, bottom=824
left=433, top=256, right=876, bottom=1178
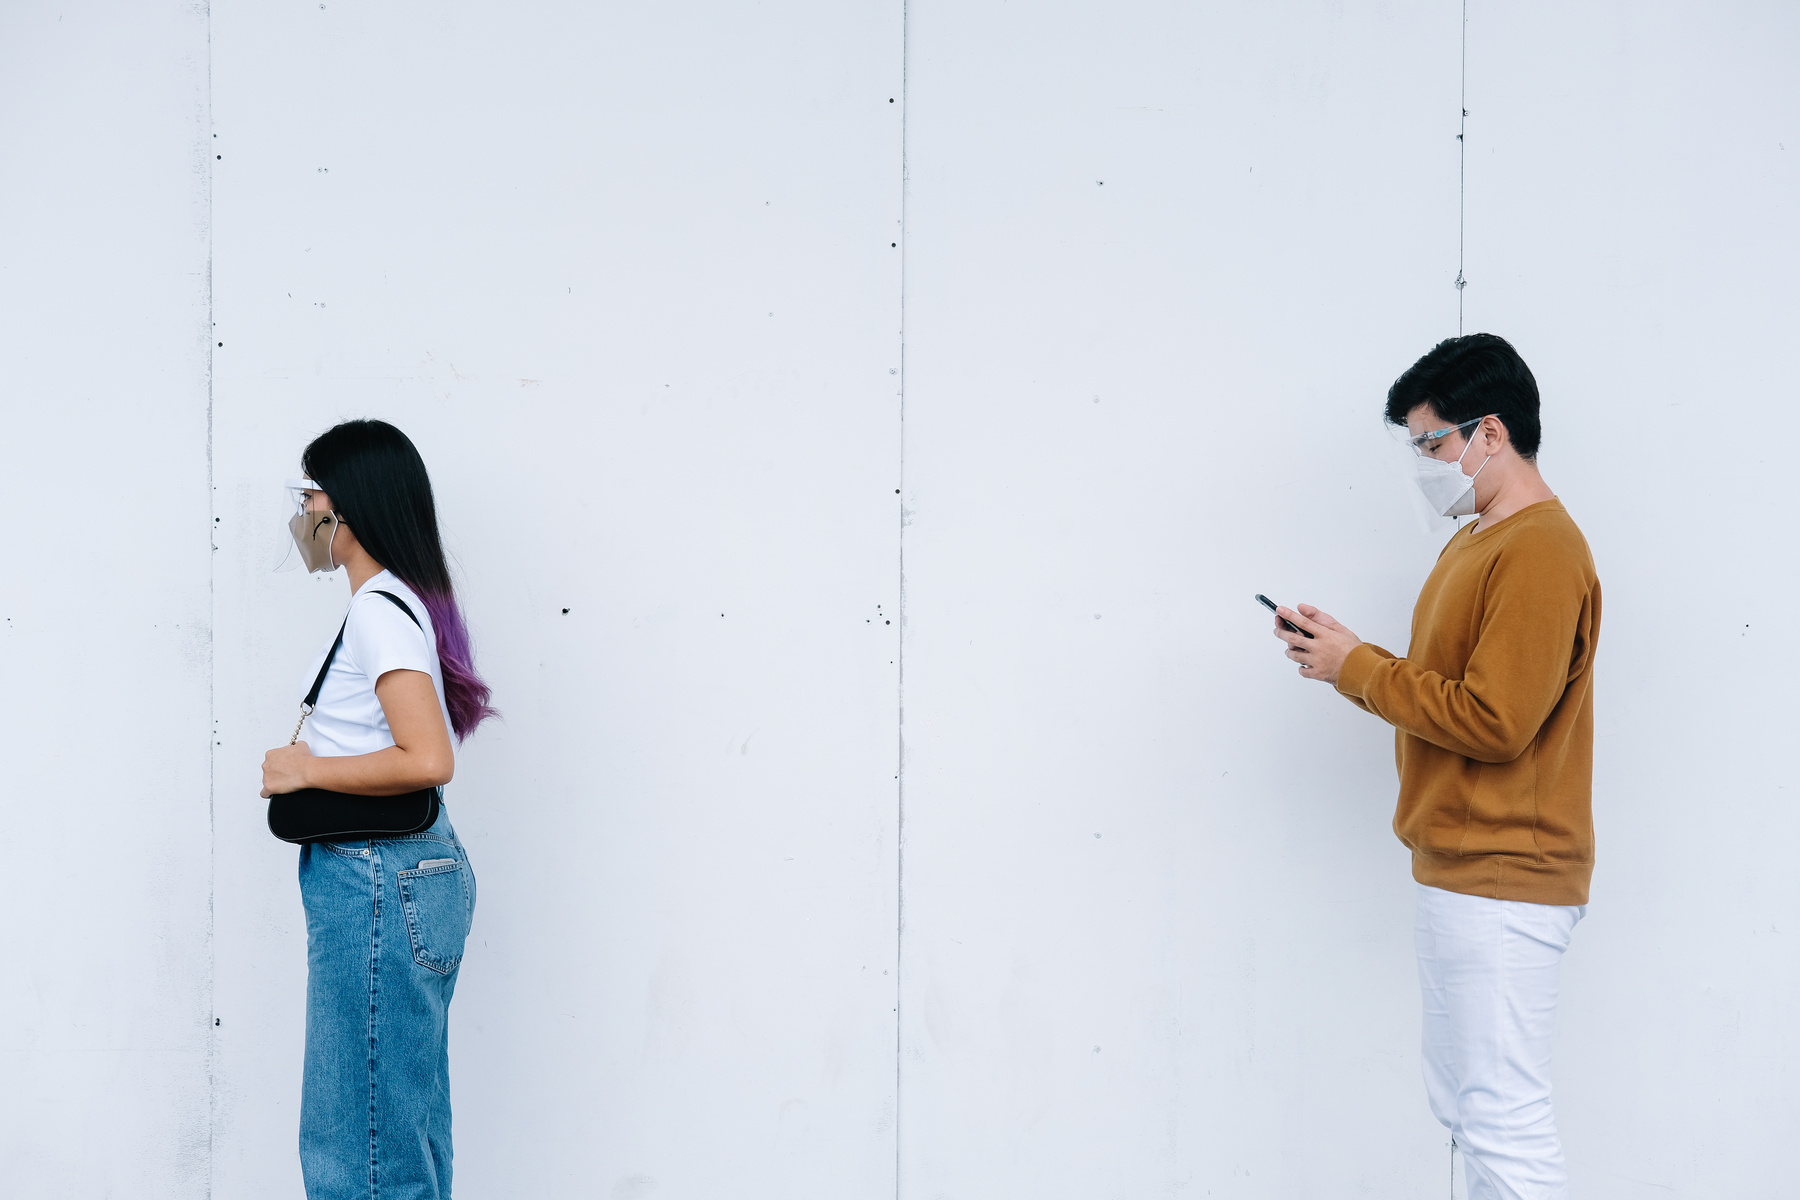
left=303, top=419, right=497, bottom=740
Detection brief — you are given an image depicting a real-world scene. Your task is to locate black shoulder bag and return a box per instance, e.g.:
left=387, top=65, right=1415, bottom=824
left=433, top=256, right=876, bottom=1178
left=267, top=590, right=443, bottom=845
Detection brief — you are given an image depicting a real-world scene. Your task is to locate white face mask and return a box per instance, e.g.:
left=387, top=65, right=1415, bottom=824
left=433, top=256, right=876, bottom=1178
left=1411, top=424, right=1492, bottom=518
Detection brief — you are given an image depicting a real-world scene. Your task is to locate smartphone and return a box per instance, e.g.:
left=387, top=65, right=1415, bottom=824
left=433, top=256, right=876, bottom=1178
left=1256, top=594, right=1314, bottom=638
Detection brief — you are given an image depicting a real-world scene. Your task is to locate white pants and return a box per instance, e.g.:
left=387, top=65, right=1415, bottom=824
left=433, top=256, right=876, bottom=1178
left=1415, top=883, right=1585, bottom=1200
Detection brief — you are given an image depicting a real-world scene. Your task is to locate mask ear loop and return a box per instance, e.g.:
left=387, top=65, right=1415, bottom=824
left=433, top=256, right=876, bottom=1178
left=1450, top=417, right=1497, bottom=522
left=326, top=512, right=340, bottom=572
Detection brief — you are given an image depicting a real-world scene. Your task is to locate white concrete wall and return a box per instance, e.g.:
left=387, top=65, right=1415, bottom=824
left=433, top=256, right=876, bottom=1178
left=205, top=4, right=902, bottom=1198
left=897, top=5, right=1464, bottom=1194
left=1465, top=6, right=1800, bottom=1194
left=0, top=3, right=214, bottom=1194
left=898, top=2, right=1799, bottom=1196
left=3, top=2, right=1796, bottom=1197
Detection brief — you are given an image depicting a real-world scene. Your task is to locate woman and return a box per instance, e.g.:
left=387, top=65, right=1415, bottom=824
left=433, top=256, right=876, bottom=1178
left=261, top=419, right=496, bottom=1199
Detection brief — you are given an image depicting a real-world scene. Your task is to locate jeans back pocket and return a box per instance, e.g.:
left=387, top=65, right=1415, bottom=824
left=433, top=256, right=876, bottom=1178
left=397, top=859, right=473, bottom=974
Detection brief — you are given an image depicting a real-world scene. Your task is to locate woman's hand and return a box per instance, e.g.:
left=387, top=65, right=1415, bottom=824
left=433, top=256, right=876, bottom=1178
left=1273, top=603, right=1362, bottom=685
left=261, top=741, right=316, bottom=798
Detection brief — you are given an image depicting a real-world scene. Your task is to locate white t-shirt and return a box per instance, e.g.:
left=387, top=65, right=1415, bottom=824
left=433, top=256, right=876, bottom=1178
left=299, top=570, right=454, bottom=759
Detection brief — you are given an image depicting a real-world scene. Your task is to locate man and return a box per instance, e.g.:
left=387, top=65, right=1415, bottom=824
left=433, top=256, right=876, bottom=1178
left=1272, top=333, right=1601, bottom=1199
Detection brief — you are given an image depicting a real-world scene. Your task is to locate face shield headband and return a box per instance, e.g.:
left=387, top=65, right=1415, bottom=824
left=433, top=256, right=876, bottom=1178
left=286, top=478, right=342, bottom=573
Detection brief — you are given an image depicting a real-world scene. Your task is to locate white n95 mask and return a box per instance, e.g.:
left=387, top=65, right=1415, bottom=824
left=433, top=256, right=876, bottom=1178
left=1410, top=420, right=1493, bottom=518
left=286, top=478, right=342, bottom=573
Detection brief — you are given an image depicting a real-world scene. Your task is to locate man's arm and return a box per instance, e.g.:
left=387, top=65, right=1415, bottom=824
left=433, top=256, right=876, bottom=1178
left=1338, top=644, right=1395, bottom=714
left=1334, top=556, right=1588, bottom=762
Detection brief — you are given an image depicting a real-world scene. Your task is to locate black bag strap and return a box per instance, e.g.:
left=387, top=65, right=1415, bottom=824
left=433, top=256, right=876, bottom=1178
left=300, top=590, right=423, bottom=708
left=374, top=590, right=423, bottom=629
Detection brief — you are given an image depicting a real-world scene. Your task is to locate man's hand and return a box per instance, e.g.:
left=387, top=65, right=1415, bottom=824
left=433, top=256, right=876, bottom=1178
left=1273, top=603, right=1362, bottom=685
left=261, top=741, right=316, bottom=799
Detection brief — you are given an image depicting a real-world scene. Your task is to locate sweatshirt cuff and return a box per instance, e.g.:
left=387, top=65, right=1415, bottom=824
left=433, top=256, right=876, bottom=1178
left=1336, top=642, right=1389, bottom=701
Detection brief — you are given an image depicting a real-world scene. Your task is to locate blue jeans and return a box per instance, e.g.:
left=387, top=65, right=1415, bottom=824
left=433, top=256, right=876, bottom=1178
left=298, top=805, right=475, bottom=1199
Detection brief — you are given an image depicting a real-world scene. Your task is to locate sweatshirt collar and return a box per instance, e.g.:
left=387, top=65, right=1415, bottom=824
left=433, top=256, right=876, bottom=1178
left=1463, top=497, right=1564, bottom=542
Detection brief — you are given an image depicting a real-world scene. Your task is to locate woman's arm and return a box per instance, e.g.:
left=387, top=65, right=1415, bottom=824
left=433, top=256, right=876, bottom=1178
left=261, top=669, right=455, bottom=797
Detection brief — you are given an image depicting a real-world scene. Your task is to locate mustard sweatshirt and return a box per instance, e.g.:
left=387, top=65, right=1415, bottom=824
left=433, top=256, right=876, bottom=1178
left=1335, top=498, right=1601, bottom=905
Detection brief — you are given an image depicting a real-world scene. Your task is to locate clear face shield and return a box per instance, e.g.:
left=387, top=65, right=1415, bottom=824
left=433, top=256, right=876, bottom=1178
left=280, top=478, right=343, bottom=573
left=1392, top=415, right=1485, bottom=459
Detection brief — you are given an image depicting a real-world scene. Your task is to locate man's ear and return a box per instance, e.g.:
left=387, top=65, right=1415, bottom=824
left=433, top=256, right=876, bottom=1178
left=1482, top=414, right=1511, bottom=452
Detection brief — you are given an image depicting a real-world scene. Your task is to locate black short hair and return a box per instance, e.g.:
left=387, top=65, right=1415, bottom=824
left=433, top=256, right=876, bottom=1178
left=1384, top=333, right=1541, bottom=460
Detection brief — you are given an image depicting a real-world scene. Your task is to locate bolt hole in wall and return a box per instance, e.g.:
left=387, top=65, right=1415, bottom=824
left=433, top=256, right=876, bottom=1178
left=2, top=2, right=1797, bottom=1199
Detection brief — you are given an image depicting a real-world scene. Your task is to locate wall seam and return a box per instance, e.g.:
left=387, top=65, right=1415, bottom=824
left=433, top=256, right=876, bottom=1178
left=1456, top=0, right=1468, bottom=333
left=204, top=0, right=217, bottom=1193
left=894, top=1, right=910, bottom=1197
left=1454, top=14, right=1474, bottom=1186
